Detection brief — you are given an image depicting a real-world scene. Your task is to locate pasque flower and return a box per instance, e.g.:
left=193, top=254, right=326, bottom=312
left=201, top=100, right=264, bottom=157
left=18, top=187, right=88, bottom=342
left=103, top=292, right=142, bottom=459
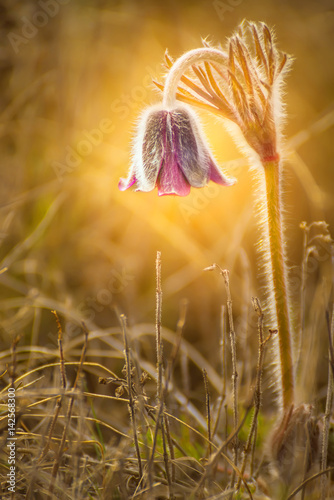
left=119, top=104, right=235, bottom=196
left=120, top=20, right=296, bottom=415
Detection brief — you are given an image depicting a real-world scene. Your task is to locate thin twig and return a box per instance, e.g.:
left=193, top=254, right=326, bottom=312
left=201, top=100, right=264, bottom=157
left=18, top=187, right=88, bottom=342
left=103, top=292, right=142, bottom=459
left=148, top=286, right=186, bottom=497
left=163, top=415, right=175, bottom=486
left=193, top=407, right=253, bottom=499
left=8, top=334, right=21, bottom=389
left=205, top=264, right=239, bottom=485
left=148, top=251, right=164, bottom=490
left=212, top=306, right=227, bottom=440
left=120, top=314, right=143, bottom=483
left=52, top=310, right=67, bottom=390
left=156, top=251, right=163, bottom=402
left=164, top=298, right=188, bottom=486
left=237, top=299, right=275, bottom=488
left=301, top=418, right=313, bottom=500
left=286, top=467, right=334, bottom=500
left=161, top=420, right=173, bottom=499
left=38, top=311, right=67, bottom=463
left=326, top=308, right=334, bottom=381
left=321, top=303, right=334, bottom=499
left=297, top=221, right=309, bottom=373
left=49, top=319, right=88, bottom=495
left=203, top=369, right=212, bottom=457
left=222, top=269, right=239, bottom=479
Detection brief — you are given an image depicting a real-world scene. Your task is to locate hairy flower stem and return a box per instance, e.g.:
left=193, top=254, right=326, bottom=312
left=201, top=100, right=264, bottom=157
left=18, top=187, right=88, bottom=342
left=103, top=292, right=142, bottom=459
left=263, top=158, right=294, bottom=410
left=163, top=48, right=227, bottom=109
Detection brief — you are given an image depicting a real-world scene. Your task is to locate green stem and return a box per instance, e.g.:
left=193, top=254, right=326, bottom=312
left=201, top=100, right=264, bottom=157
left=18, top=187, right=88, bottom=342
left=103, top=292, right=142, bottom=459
left=263, top=158, right=294, bottom=410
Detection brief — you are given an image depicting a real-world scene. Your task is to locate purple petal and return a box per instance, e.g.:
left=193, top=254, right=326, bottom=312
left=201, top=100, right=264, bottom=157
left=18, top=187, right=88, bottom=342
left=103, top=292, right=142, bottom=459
left=118, top=174, right=137, bottom=191
left=208, top=158, right=236, bottom=186
left=157, top=154, right=191, bottom=196
left=139, top=110, right=168, bottom=190
left=171, top=108, right=208, bottom=187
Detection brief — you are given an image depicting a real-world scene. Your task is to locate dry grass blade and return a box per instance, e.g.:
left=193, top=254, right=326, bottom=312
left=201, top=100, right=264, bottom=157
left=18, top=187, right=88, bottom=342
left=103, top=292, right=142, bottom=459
left=0, top=194, right=64, bottom=271
left=52, top=310, right=67, bottom=390
left=120, top=314, right=143, bottom=484
left=8, top=334, right=21, bottom=387
left=148, top=252, right=164, bottom=491
left=148, top=257, right=187, bottom=498
left=203, top=368, right=212, bottom=457
left=321, top=303, right=334, bottom=498
left=36, top=312, right=67, bottom=465
left=221, top=269, right=239, bottom=482
left=326, top=307, right=334, bottom=381
left=286, top=467, right=334, bottom=500
left=205, top=264, right=239, bottom=486
left=237, top=299, right=275, bottom=487
left=165, top=298, right=188, bottom=486
left=156, top=251, right=163, bottom=402
left=212, top=306, right=227, bottom=441
left=48, top=318, right=89, bottom=496
left=193, top=407, right=253, bottom=499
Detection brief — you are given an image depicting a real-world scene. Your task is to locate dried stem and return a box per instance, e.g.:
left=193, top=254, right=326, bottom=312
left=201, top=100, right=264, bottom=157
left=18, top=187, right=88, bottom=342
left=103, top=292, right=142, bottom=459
left=161, top=421, right=173, bottom=499
left=148, top=251, right=168, bottom=492
left=165, top=298, right=188, bottom=485
left=148, top=292, right=186, bottom=497
left=52, top=310, right=67, bottom=390
left=212, top=305, right=227, bottom=440
left=296, top=221, right=310, bottom=372
left=163, top=414, right=175, bottom=488
left=38, top=311, right=67, bottom=464
left=193, top=407, right=253, bottom=499
left=301, top=419, right=314, bottom=500
left=204, top=264, right=239, bottom=484
left=237, top=298, right=274, bottom=488
left=321, top=304, right=334, bottom=499
left=120, top=314, right=143, bottom=483
left=203, top=368, right=212, bottom=457
left=49, top=318, right=88, bottom=496
left=286, top=467, right=334, bottom=500
left=156, top=251, right=163, bottom=402
left=222, top=269, right=239, bottom=483
left=8, top=334, right=20, bottom=389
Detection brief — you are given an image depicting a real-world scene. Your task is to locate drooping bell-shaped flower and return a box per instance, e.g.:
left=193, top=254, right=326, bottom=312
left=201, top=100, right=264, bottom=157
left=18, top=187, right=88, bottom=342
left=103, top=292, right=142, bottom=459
left=118, top=104, right=235, bottom=196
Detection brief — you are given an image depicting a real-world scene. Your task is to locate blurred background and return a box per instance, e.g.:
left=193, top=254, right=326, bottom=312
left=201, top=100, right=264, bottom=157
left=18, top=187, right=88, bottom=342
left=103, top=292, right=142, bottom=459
left=0, top=0, right=333, bottom=394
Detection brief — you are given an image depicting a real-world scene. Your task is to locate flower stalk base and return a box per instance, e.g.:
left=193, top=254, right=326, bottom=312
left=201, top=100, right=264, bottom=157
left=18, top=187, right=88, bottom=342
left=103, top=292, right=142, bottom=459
left=263, top=158, right=294, bottom=410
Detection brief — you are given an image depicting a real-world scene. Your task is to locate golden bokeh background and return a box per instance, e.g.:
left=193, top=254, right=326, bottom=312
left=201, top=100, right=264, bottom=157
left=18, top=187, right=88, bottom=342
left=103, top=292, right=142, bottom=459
left=0, top=0, right=333, bottom=380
